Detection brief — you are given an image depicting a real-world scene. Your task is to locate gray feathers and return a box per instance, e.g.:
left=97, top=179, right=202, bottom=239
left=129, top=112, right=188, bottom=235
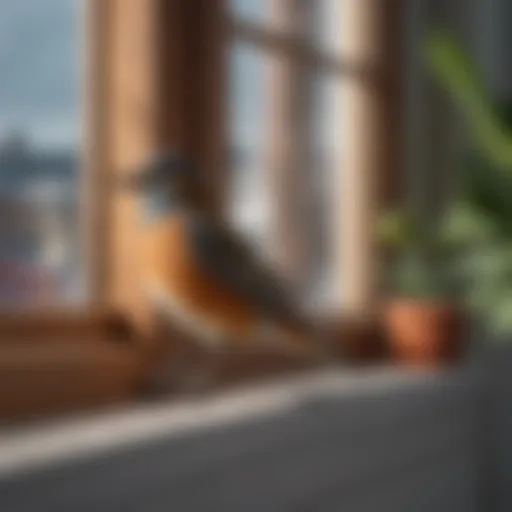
left=188, top=213, right=301, bottom=323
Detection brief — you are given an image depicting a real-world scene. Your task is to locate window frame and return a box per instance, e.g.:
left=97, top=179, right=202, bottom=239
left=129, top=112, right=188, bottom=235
left=83, top=0, right=111, bottom=309
left=0, top=0, right=406, bottom=340
left=227, top=2, right=344, bottom=306
left=0, top=0, right=407, bottom=421
left=0, top=0, right=107, bottom=321
left=226, top=0, right=406, bottom=320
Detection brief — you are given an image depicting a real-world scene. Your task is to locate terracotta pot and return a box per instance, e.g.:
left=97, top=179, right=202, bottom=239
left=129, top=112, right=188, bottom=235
left=383, top=299, right=465, bottom=366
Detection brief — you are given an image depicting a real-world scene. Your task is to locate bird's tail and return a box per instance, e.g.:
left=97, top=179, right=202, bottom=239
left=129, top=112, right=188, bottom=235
left=280, top=313, right=337, bottom=364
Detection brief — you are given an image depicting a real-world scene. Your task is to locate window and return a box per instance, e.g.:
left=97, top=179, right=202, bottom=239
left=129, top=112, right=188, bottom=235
left=0, top=0, right=402, bottom=324
left=0, top=1, right=406, bottom=422
left=0, top=0, right=83, bottom=309
left=227, top=0, right=343, bottom=313
left=228, top=43, right=272, bottom=252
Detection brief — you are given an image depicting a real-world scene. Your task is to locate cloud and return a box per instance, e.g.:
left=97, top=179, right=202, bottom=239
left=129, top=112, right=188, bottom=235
left=0, top=0, right=78, bottom=147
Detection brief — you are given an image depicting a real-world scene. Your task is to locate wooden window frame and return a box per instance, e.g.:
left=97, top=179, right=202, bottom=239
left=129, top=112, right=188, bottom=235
left=83, top=0, right=110, bottom=307
left=0, top=0, right=406, bottom=420
left=227, top=0, right=405, bottom=321
left=0, top=0, right=224, bottom=330
left=0, top=0, right=405, bottom=341
left=0, top=0, right=113, bottom=330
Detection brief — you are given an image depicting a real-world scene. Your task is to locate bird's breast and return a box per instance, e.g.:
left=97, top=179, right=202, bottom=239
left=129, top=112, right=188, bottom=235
left=142, top=214, right=257, bottom=340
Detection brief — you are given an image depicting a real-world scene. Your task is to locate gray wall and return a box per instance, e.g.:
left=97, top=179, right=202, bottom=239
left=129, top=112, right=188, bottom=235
left=404, top=0, right=512, bottom=213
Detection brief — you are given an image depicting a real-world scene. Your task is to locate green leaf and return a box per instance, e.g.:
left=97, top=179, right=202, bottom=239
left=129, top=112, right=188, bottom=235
left=488, top=294, right=512, bottom=336
left=462, top=153, right=512, bottom=231
left=376, top=209, right=417, bottom=249
left=426, top=31, right=512, bottom=170
left=390, top=251, right=452, bottom=299
left=441, top=202, right=497, bottom=246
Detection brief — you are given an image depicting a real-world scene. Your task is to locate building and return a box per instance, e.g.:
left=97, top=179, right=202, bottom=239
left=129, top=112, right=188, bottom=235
left=0, top=131, right=79, bottom=306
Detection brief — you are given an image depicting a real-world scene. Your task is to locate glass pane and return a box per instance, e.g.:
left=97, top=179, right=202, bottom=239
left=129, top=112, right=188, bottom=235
left=0, top=0, right=82, bottom=308
left=227, top=43, right=272, bottom=259
left=228, top=36, right=343, bottom=311
left=230, top=0, right=341, bottom=56
left=229, top=0, right=270, bottom=25
left=309, top=71, right=343, bottom=311
left=310, top=0, right=342, bottom=55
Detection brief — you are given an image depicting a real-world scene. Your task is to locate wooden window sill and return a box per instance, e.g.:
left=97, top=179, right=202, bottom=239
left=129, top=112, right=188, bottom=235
left=0, top=309, right=149, bottom=423
left=0, top=309, right=135, bottom=344
left=0, top=307, right=384, bottom=423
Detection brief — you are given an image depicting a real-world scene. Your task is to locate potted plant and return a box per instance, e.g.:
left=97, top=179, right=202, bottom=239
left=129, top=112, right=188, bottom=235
left=377, top=209, right=465, bottom=366
left=426, top=32, right=512, bottom=340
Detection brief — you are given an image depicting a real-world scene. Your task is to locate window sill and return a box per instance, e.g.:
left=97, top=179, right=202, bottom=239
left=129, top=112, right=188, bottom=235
left=0, top=312, right=384, bottom=424
left=0, top=308, right=133, bottom=344
left=0, top=364, right=475, bottom=480
left=0, top=309, right=148, bottom=423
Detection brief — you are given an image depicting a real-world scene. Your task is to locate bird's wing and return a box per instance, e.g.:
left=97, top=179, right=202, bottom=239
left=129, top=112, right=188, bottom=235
left=187, top=213, right=301, bottom=322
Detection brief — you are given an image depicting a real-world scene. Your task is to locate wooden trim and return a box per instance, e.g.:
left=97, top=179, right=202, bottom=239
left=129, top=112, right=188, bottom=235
left=229, top=17, right=341, bottom=71
left=83, top=0, right=111, bottom=306
left=265, top=0, right=316, bottom=291
left=156, top=0, right=228, bottom=212
left=104, top=0, right=228, bottom=334
left=158, top=1, right=228, bottom=217
left=0, top=309, right=134, bottom=344
left=155, top=0, right=187, bottom=151
left=194, top=0, right=228, bottom=217
left=229, top=17, right=378, bottom=81
left=0, top=341, right=144, bottom=422
left=338, top=0, right=405, bottom=317
left=106, top=0, right=160, bottom=335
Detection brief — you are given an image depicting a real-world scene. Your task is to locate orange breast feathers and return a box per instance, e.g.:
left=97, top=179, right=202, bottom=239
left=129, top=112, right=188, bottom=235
left=143, top=214, right=258, bottom=341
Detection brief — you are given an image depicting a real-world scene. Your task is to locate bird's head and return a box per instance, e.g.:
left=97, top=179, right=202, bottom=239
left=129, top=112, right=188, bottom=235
left=123, top=151, right=198, bottom=204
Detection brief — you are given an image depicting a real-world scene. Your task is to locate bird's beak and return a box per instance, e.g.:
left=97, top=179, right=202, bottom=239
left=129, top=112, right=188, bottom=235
left=120, top=172, right=143, bottom=192
left=120, top=162, right=154, bottom=192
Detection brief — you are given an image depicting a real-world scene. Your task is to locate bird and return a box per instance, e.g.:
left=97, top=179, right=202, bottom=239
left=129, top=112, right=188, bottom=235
left=125, top=151, right=332, bottom=391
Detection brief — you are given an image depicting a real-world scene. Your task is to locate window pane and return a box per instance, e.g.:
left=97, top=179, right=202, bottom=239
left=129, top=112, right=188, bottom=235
left=230, top=0, right=341, bottom=54
left=309, top=72, right=343, bottom=310
left=229, top=0, right=270, bottom=25
left=228, top=39, right=344, bottom=311
left=0, top=0, right=82, bottom=308
left=310, top=0, right=342, bottom=55
left=227, top=43, right=272, bottom=258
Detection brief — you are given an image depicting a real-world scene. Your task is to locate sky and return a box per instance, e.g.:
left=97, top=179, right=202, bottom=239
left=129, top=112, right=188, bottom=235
left=0, top=0, right=79, bottom=150
left=0, top=0, right=340, bottom=301
left=0, top=0, right=264, bottom=153
left=0, top=0, right=339, bottom=153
